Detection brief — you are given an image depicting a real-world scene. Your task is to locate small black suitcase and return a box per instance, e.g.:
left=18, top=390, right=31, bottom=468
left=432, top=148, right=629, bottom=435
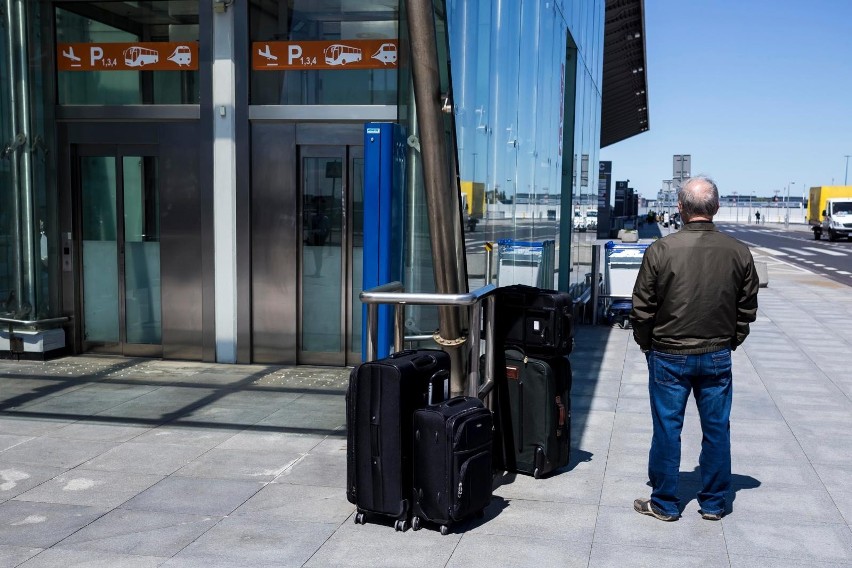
left=412, top=396, right=493, bottom=535
left=495, top=284, right=574, bottom=356
left=499, top=348, right=571, bottom=478
left=346, top=349, right=450, bottom=531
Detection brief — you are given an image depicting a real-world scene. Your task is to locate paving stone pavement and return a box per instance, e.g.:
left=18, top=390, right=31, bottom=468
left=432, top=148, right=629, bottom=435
left=1, top=252, right=852, bottom=567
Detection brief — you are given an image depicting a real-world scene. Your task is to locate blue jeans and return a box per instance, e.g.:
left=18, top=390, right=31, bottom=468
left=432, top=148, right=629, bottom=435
left=646, top=348, right=733, bottom=517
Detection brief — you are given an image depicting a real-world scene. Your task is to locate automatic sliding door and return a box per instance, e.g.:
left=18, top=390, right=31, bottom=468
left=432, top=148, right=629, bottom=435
left=122, top=156, right=161, bottom=346
left=299, top=148, right=345, bottom=364
left=77, top=146, right=160, bottom=356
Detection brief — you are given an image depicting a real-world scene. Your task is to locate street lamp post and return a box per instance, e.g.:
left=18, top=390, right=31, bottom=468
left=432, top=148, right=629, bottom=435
left=733, top=192, right=738, bottom=223
left=748, top=192, right=753, bottom=224
left=845, top=155, right=850, bottom=185
left=785, top=182, right=794, bottom=228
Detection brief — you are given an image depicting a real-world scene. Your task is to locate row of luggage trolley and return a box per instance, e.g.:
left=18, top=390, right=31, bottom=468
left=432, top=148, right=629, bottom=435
left=349, top=284, right=573, bottom=535
left=601, top=241, right=649, bottom=328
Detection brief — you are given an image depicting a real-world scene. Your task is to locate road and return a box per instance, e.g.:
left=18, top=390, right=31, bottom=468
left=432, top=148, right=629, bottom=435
left=717, top=223, right=852, bottom=287
left=462, top=219, right=852, bottom=289
left=463, top=219, right=561, bottom=251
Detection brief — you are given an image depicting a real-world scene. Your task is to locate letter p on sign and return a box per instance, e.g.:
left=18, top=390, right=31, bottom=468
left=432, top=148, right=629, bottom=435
left=288, top=45, right=302, bottom=65
left=90, top=46, right=103, bottom=66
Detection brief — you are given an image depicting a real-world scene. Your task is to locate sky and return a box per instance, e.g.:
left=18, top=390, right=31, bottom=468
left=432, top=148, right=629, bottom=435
left=599, top=0, right=852, bottom=200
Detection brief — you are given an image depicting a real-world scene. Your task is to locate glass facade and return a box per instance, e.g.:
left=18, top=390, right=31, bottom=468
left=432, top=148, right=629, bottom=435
left=447, top=0, right=605, bottom=297
left=3, top=0, right=616, bottom=363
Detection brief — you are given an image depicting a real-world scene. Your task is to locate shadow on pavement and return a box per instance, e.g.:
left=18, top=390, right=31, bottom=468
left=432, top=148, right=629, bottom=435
left=0, top=358, right=348, bottom=437
left=669, top=467, right=762, bottom=515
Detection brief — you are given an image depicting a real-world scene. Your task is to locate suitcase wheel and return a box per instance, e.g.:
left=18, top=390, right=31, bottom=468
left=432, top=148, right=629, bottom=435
left=354, top=512, right=366, bottom=525
left=394, top=519, right=409, bottom=532
left=440, top=524, right=450, bottom=536
left=412, top=516, right=422, bottom=531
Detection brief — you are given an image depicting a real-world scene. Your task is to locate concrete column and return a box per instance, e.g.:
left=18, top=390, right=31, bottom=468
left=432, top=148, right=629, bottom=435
left=212, top=6, right=237, bottom=362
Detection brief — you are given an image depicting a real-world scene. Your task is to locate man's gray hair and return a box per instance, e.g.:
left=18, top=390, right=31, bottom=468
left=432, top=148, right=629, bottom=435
left=678, top=175, right=720, bottom=218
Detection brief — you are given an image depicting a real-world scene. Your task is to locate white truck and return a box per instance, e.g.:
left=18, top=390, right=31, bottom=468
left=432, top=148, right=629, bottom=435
left=809, top=186, right=852, bottom=241
left=584, top=210, right=598, bottom=230
left=814, top=198, right=852, bottom=241
left=573, top=211, right=587, bottom=232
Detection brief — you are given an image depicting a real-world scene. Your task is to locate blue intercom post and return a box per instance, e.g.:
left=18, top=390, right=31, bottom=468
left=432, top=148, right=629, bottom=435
left=362, top=122, right=406, bottom=360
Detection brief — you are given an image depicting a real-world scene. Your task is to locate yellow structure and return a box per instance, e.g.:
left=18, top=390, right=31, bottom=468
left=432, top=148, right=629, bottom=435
left=460, top=181, right=486, bottom=218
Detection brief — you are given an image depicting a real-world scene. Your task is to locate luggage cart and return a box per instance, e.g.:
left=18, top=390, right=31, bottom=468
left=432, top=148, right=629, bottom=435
left=496, top=239, right=556, bottom=288
left=602, top=241, right=649, bottom=328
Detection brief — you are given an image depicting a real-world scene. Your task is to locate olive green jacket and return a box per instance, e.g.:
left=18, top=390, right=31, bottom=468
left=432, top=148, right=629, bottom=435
left=630, top=221, right=759, bottom=354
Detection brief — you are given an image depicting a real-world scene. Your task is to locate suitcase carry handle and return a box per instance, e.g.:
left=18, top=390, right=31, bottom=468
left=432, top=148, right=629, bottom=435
left=388, top=349, right=417, bottom=359
left=387, top=350, right=440, bottom=369
left=505, top=346, right=527, bottom=362
left=411, top=354, right=438, bottom=369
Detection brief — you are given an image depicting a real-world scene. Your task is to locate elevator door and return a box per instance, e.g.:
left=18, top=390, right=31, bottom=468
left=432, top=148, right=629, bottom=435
left=298, top=145, right=364, bottom=366
left=74, top=145, right=161, bottom=357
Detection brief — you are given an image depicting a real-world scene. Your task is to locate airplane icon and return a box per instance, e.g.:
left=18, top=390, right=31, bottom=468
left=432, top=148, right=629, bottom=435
left=258, top=44, right=277, bottom=62
left=62, top=46, right=81, bottom=62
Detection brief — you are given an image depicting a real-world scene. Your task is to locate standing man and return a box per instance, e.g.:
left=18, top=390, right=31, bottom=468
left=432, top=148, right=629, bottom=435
left=630, top=176, right=759, bottom=522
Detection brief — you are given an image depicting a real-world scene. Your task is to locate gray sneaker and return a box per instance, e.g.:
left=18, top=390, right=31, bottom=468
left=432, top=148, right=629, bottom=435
left=633, top=498, right=678, bottom=522
left=700, top=510, right=723, bottom=521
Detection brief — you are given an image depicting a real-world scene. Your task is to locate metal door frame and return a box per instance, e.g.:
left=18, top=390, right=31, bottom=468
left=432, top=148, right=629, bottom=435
left=346, top=145, right=364, bottom=366
left=72, top=143, right=161, bottom=357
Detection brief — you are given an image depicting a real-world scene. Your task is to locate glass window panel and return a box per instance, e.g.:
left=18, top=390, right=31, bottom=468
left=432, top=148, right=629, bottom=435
left=123, top=157, right=161, bottom=344
left=81, top=156, right=119, bottom=342
left=249, top=0, right=398, bottom=105
left=55, top=3, right=199, bottom=104
left=301, top=157, right=343, bottom=352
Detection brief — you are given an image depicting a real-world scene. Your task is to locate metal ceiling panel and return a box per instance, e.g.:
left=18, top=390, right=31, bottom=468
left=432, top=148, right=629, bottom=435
left=600, top=0, right=649, bottom=148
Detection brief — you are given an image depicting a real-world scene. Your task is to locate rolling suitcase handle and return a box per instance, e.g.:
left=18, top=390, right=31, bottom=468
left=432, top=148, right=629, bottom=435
left=428, top=369, right=450, bottom=405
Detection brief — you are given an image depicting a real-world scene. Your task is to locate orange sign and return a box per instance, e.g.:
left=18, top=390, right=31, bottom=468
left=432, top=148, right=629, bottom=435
left=57, top=42, right=199, bottom=71
left=252, top=39, right=398, bottom=71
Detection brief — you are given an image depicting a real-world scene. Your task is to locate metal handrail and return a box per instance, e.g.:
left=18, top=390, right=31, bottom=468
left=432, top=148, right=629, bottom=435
left=360, top=282, right=498, bottom=400
left=0, top=316, right=69, bottom=328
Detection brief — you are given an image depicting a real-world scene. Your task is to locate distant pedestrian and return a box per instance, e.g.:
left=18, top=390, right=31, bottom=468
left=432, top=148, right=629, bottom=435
left=754, top=211, right=761, bottom=224
left=630, top=175, right=759, bottom=522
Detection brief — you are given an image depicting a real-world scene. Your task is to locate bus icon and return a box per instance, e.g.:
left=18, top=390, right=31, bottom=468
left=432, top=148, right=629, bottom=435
left=324, top=44, right=362, bottom=66
left=167, top=45, right=192, bottom=66
left=124, top=46, right=159, bottom=67
left=371, top=43, right=397, bottom=65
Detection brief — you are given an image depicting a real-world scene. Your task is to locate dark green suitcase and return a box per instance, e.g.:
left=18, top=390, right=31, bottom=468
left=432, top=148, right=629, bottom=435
left=500, top=348, right=571, bottom=478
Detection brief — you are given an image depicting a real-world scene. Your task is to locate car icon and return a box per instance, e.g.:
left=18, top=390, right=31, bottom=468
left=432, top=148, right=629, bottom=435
left=167, top=45, right=192, bottom=67
left=371, top=43, right=397, bottom=65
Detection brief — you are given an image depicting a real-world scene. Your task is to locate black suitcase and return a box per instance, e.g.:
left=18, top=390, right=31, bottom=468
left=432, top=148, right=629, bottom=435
left=346, top=349, right=450, bottom=531
left=412, top=396, right=493, bottom=535
left=499, top=348, right=571, bottom=478
left=495, top=284, right=574, bottom=356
